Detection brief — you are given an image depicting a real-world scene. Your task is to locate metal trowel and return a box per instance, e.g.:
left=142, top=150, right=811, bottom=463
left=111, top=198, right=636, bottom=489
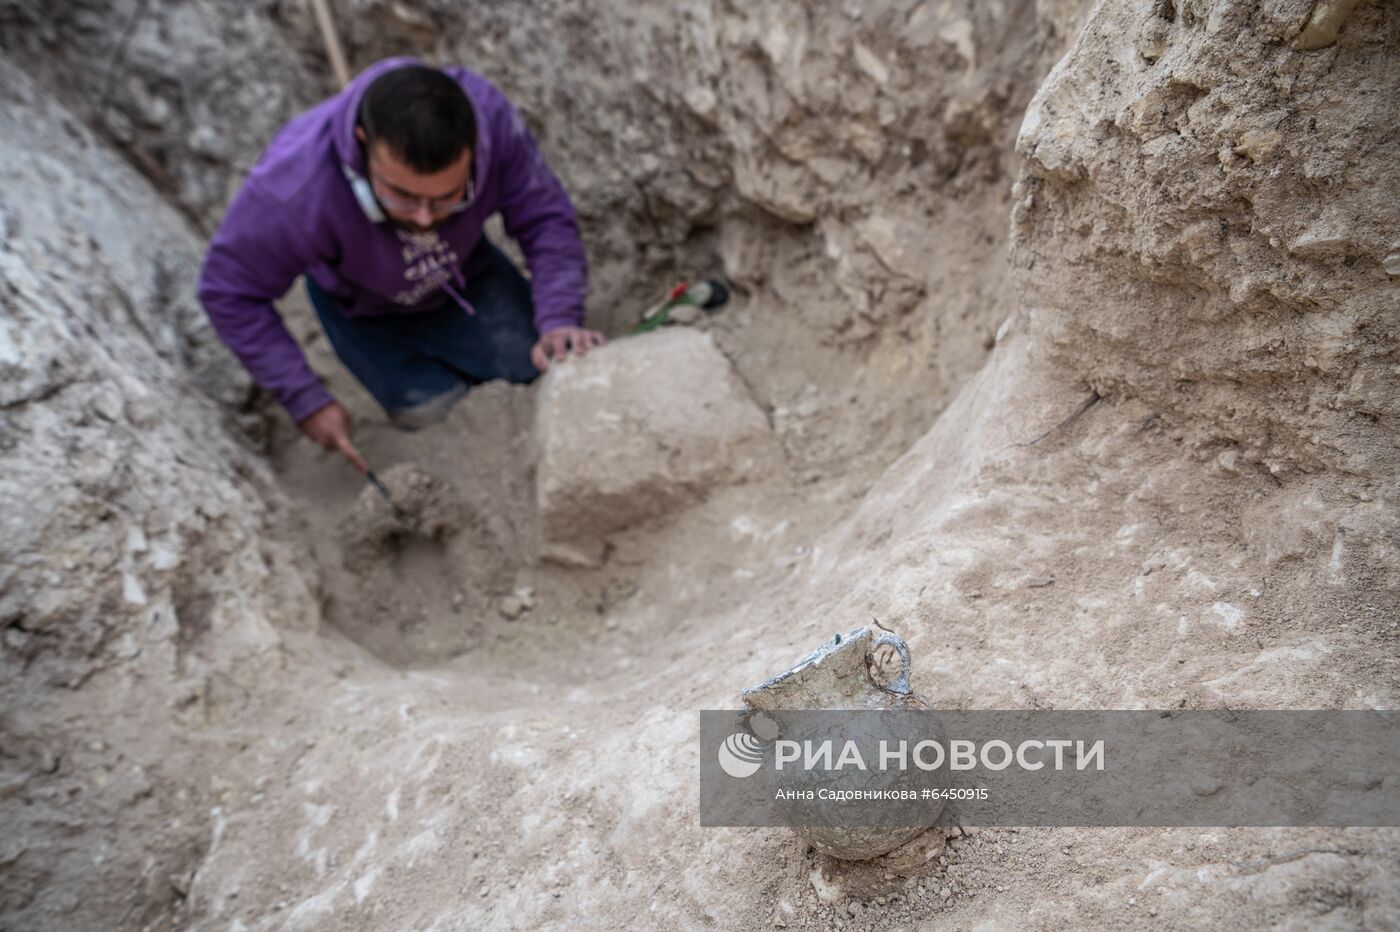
left=355, top=447, right=409, bottom=523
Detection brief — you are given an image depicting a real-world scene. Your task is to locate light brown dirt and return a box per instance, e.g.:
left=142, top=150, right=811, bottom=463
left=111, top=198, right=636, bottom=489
left=172, top=285, right=1392, bottom=931
left=1, top=0, right=1397, bottom=929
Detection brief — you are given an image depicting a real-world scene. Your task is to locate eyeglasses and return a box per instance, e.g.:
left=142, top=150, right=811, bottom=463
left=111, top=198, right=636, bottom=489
left=369, top=169, right=475, bottom=218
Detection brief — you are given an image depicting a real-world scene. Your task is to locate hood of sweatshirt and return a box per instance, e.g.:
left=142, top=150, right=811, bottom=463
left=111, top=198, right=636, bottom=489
left=329, top=55, right=493, bottom=221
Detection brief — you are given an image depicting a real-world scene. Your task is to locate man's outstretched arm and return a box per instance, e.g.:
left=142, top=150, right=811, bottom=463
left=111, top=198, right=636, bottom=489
left=198, top=183, right=365, bottom=471
left=493, top=101, right=604, bottom=369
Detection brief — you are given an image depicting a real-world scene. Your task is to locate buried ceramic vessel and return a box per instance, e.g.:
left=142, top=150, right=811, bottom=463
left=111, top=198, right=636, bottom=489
left=741, top=626, right=945, bottom=860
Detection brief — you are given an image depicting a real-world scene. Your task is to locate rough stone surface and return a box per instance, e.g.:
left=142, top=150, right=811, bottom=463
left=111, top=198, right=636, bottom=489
left=1012, top=0, right=1399, bottom=480
left=534, top=329, right=775, bottom=559
left=0, top=57, right=326, bottom=926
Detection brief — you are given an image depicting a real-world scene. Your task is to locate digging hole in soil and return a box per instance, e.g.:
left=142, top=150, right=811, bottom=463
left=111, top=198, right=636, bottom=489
left=322, top=463, right=509, bottom=667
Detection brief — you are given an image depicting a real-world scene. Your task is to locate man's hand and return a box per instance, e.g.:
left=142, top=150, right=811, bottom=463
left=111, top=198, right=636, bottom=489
left=299, top=401, right=367, bottom=474
left=531, top=326, right=606, bottom=372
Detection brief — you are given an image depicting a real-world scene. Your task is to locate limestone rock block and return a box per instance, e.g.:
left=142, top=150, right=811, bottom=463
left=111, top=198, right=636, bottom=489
left=534, top=329, right=774, bottom=561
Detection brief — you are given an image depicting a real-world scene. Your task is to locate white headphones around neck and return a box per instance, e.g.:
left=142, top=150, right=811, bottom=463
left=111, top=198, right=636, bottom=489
left=342, top=164, right=386, bottom=223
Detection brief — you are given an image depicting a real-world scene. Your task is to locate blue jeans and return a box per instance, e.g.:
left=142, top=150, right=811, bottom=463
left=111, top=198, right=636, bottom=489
left=305, top=241, right=540, bottom=428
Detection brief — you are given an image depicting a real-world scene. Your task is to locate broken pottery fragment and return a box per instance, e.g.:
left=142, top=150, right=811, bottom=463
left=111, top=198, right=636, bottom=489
left=742, top=627, right=944, bottom=860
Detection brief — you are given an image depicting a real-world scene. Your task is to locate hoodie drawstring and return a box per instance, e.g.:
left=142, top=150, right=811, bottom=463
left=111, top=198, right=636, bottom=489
left=442, top=268, right=475, bottom=316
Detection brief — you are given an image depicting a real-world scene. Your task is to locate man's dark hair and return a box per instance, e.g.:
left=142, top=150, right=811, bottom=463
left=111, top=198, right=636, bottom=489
left=358, top=66, right=476, bottom=173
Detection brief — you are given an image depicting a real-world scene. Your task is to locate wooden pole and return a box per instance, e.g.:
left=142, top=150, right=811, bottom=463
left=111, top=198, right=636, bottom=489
left=309, top=0, right=351, bottom=88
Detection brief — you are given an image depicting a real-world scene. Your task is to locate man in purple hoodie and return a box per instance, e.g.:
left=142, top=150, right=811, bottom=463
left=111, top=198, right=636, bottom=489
left=199, top=58, right=603, bottom=473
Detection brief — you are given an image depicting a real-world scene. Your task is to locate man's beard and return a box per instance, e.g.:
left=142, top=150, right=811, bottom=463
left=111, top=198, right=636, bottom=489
left=389, top=216, right=441, bottom=234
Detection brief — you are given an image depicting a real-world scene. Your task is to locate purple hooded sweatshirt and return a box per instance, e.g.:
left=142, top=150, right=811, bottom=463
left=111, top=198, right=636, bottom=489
left=198, top=57, right=588, bottom=422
